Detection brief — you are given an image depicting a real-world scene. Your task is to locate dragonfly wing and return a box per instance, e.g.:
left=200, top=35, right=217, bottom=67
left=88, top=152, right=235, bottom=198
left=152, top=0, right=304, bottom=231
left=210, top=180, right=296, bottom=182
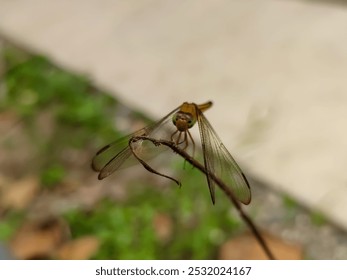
left=92, top=105, right=181, bottom=179
left=96, top=146, right=133, bottom=179
left=197, top=109, right=251, bottom=205
left=92, top=132, right=139, bottom=172
left=92, top=129, right=145, bottom=179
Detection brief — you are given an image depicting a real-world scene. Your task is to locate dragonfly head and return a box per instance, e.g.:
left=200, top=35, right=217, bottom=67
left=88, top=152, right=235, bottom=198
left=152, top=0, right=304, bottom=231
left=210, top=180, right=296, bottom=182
left=172, top=111, right=196, bottom=131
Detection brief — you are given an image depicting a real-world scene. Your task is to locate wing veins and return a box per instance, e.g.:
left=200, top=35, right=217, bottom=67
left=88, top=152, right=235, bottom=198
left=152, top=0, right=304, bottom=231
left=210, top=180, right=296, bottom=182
left=92, top=105, right=181, bottom=179
left=197, top=108, right=251, bottom=204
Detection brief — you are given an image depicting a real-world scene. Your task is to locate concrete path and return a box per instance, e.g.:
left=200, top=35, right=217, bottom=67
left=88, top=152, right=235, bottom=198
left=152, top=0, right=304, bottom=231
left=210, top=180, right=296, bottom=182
left=1, top=0, right=347, bottom=230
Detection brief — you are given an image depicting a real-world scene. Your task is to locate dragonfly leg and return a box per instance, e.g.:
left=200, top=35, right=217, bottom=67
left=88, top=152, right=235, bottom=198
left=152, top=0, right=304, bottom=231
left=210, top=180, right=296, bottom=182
left=181, top=132, right=188, bottom=150
left=176, top=132, right=183, bottom=145
left=187, top=130, right=195, bottom=158
left=172, top=130, right=189, bottom=149
left=170, top=129, right=178, bottom=142
left=172, top=130, right=187, bottom=149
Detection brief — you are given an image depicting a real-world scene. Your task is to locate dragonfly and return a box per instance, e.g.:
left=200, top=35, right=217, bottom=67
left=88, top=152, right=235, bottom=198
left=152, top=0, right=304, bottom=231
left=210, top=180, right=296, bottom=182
left=92, top=101, right=251, bottom=205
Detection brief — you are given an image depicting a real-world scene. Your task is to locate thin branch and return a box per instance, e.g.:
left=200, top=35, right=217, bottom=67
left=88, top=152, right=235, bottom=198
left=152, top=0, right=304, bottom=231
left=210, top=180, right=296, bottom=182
left=129, top=139, right=181, bottom=186
left=130, top=135, right=275, bottom=260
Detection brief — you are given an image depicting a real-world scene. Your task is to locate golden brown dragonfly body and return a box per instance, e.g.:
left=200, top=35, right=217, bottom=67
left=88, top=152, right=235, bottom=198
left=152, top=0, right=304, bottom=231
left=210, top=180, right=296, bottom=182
left=92, top=101, right=251, bottom=205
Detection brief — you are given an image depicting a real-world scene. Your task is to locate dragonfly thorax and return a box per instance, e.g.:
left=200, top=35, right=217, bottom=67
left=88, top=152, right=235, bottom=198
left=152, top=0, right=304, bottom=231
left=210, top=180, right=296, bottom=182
left=172, top=111, right=195, bottom=131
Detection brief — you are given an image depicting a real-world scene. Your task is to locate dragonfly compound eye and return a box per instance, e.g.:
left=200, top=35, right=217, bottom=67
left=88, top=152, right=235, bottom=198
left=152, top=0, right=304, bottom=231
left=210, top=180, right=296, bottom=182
left=187, top=119, right=194, bottom=128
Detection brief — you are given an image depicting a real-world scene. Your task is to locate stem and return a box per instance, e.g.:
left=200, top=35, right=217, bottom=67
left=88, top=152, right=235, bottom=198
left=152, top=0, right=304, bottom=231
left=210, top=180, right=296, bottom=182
left=131, top=135, right=275, bottom=260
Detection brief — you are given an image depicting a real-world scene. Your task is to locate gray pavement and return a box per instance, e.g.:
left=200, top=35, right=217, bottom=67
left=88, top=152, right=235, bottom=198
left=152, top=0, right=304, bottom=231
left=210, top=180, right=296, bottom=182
left=1, top=0, right=347, bottom=230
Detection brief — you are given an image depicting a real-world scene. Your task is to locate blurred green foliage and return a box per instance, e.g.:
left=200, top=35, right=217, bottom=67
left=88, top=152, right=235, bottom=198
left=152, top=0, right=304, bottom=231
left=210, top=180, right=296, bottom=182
left=1, top=46, right=242, bottom=259
left=2, top=47, right=120, bottom=186
left=40, top=163, right=66, bottom=187
left=65, top=168, right=241, bottom=260
left=282, top=195, right=300, bottom=221
left=310, top=211, right=327, bottom=227
left=0, top=212, right=24, bottom=241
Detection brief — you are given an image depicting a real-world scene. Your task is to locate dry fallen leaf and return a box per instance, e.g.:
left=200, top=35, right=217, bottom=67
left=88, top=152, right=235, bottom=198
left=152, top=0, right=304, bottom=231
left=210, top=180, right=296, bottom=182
left=0, top=177, right=39, bottom=210
left=56, top=236, right=100, bottom=260
left=152, top=213, right=173, bottom=243
left=10, top=218, right=70, bottom=259
left=219, top=232, right=302, bottom=260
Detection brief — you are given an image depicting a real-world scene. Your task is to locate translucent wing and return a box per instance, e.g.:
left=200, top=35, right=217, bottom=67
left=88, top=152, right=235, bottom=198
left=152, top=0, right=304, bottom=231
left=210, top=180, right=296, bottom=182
left=92, top=105, right=181, bottom=180
left=197, top=107, right=251, bottom=205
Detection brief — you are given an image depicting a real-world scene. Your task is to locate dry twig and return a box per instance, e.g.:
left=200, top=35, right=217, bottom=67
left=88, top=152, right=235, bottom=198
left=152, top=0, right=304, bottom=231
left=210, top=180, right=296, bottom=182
left=129, top=135, right=275, bottom=260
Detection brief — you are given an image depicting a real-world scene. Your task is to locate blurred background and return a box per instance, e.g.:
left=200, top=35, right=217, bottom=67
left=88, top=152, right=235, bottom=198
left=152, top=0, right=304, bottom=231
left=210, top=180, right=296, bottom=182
left=1, top=0, right=347, bottom=260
